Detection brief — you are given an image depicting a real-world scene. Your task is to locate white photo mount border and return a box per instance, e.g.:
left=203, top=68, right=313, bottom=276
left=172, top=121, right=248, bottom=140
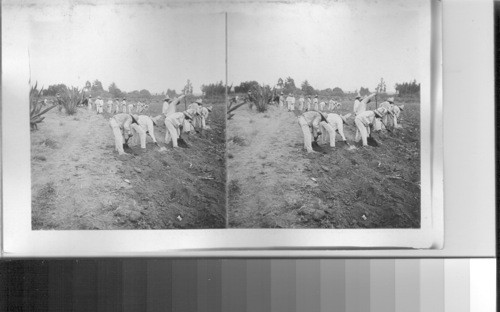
left=1, top=0, right=443, bottom=257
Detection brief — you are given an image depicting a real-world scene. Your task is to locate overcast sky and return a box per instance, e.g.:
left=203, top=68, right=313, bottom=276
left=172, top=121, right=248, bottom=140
left=24, top=3, right=225, bottom=94
left=227, top=0, right=429, bottom=93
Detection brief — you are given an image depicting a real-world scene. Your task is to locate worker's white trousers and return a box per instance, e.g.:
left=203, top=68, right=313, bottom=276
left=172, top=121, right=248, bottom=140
left=165, top=119, right=181, bottom=148
left=321, top=124, right=346, bottom=147
left=96, top=106, right=103, bottom=114
left=279, top=100, right=284, bottom=108
left=354, top=117, right=370, bottom=146
left=130, top=124, right=148, bottom=149
left=319, top=104, right=325, bottom=111
left=313, top=103, right=319, bottom=111
left=298, top=103, right=304, bottom=111
left=109, top=118, right=126, bottom=155
left=297, top=117, right=336, bottom=152
left=88, top=103, right=92, bottom=111
left=107, top=105, right=112, bottom=114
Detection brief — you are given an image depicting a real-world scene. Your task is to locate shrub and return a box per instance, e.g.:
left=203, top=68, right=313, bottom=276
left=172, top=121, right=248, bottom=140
left=61, top=86, right=84, bottom=115
left=30, top=83, right=58, bottom=130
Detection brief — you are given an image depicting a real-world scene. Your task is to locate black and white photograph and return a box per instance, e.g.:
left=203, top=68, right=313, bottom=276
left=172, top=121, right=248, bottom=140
left=26, top=4, right=227, bottom=230
left=227, top=0, right=428, bottom=229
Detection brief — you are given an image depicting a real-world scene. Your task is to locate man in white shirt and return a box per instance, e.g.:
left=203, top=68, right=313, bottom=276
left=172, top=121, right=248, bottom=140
left=162, top=94, right=186, bottom=116
left=107, top=98, right=113, bottom=113
left=95, top=96, right=104, bottom=114
left=109, top=113, right=145, bottom=155
left=87, top=95, right=93, bottom=111
left=306, top=96, right=312, bottom=111
left=353, top=92, right=376, bottom=116
left=321, top=113, right=350, bottom=147
left=354, top=107, right=389, bottom=147
left=297, top=111, right=336, bottom=153
left=286, top=93, right=295, bottom=111
left=312, top=95, right=319, bottom=111
left=319, top=101, right=326, bottom=112
left=164, top=111, right=193, bottom=148
left=298, top=96, right=305, bottom=111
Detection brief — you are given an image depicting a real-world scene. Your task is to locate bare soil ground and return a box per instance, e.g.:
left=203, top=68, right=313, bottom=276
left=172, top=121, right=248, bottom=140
left=227, top=101, right=420, bottom=228
left=31, top=98, right=226, bottom=230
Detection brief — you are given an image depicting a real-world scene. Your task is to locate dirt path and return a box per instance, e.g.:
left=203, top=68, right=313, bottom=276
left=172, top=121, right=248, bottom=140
left=227, top=102, right=420, bottom=229
left=31, top=100, right=226, bottom=230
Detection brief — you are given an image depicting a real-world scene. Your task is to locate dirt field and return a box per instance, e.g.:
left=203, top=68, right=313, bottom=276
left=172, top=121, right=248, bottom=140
left=31, top=98, right=226, bottom=230
left=227, top=100, right=420, bottom=228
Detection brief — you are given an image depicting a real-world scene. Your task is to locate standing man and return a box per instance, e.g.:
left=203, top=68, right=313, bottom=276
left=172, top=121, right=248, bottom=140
left=121, top=98, right=127, bottom=113
left=163, top=94, right=186, bottom=116
left=353, top=92, right=376, bottom=116
left=319, top=101, right=326, bottom=112
left=279, top=92, right=285, bottom=108
left=56, top=93, right=64, bottom=112
left=107, top=98, right=113, bottom=114
left=313, top=95, right=319, bottom=111
left=306, top=96, right=312, bottom=111
left=127, top=100, right=134, bottom=114
left=286, top=93, right=295, bottom=111
left=87, top=95, right=93, bottom=111
left=328, top=99, right=335, bottom=111
left=298, top=95, right=305, bottom=111
left=95, top=96, right=104, bottom=114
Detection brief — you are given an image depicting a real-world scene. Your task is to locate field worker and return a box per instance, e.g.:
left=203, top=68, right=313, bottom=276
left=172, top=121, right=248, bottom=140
left=200, top=106, right=213, bottom=129
left=109, top=113, right=145, bottom=155
left=188, top=99, right=203, bottom=130
left=353, top=92, right=376, bottom=116
left=378, top=97, right=404, bottom=129
left=183, top=103, right=202, bottom=133
left=320, top=113, right=351, bottom=147
left=162, top=94, right=186, bottom=116
left=164, top=111, right=193, bottom=148
left=313, top=95, right=319, bottom=111
left=298, top=95, right=305, bottom=111
left=306, top=96, right=312, bottom=111
left=121, top=98, right=127, bottom=113
left=56, top=93, right=64, bottom=112
left=328, top=99, right=335, bottom=111
left=319, top=101, right=326, bottom=112
left=286, top=93, right=295, bottom=111
left=279, top=92, right=285, bottom=108
left=354, top=107, right=389, bottom=147
left=297, top=111, right=336, bottom=153
left=129, top=114, right=161, bottom=148
left=107, top=98, right=113, bottom=113
left=87, top=95, right=93, bottom=111
left=95, top=96, right=104, bottom=114
left=114, top=98, right=120, bottom=114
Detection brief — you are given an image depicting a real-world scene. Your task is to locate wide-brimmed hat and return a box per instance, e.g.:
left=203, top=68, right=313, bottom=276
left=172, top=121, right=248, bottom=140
left=340, top=113, right=351, bottom=124
left=314, top=95, right=318, bottom=98
left=89, top=95, right=92, bottom=98
left=195, top=99, right=203, bottom=105
left=123, top=98, right=126, bottom=100
left=183, top=111, right=193, bottom=120
left=280, top=92, right=284, bottom=95
left=398, top=104, right=404, bottom=111
left=207, top=106, right=213, bottom=112
left=97, top=96, right=101, bottom=99
left=374, top=107, right=387, bottom=117
left=355, top=95, right=362, bottom=100
left=387, top=97, right=394, bottom=103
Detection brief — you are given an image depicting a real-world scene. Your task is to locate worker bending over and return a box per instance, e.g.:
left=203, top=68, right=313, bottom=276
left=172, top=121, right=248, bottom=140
left=297, top=111, right=336, bottom=153
left=109, top=113, right=146, bottom=155
left=164, top=111, right=193, bottom=148
left=320, top=113, right=351, bottom=147
left=354, top=107, right=389, bottom=147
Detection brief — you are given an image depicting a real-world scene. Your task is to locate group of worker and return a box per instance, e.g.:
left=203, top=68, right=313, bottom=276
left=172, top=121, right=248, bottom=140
left=276, top=92, right=341, bottom=113
left=108, top=94, right=214, bottom=155
left=297, top=92, right=405, bottom=153
left=86, top=95, right=149, bottom=115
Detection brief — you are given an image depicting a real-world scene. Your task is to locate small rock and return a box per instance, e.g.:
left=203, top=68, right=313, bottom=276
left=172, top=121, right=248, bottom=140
left=124, top=179, right=130, bottom=184
left=362, top=214, right=367, bottom=220
left=312, top=210, right=326, bottom=221
left=176, top=215, right=183, bottom=221
left=129, top=211, right=141, bottom=222
left=321, top=166, right=329, bottom=172
left=134, top=167, right=142, bottom=173
left=311, top=177, right=317, bottom=182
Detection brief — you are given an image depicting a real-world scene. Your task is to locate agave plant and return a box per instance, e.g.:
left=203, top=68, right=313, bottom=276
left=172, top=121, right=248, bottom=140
left=30, top=83, right=57, bottom=130
left=227, top=96, right=247, bottom=120
left=61, top=86, right=84, bottom=115
left=249, top=84, right=272, bottom=113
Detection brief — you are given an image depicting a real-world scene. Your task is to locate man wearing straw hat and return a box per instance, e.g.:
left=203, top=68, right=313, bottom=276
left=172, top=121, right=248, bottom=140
left=305, top=96, right=312, bottom=111
left=297, top=110, right=336, bottom=153
left=278, top=92, right=285, bottom=108
left=163, top=94, right=186, bottom=116
left=199, top=106, right=213, bottom=130
left=312, top=95, right=319, bottom=111
left=353, top=92, right=377, bottom=116
left=378, top=97, right=404, bottom=130
left=298, top=95, right=305, bottom=111
left=87, top=95, right=93, bottom=111
left=320, top=113, right=351, bottom=147
left=95, top=96, right=104, bottom=114
left=286, top=93, right=295, bottom=111
left=108, top=113, right=146, bottom=155
left=354, top=107, right=389, bottom=147
left=164, top=111, right=193, bottom=148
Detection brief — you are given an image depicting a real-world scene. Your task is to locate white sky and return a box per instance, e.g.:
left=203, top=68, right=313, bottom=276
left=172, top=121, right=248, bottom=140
left=19, top=3, right=225, bottom=94
left=227, top=0, right=430, bottom=93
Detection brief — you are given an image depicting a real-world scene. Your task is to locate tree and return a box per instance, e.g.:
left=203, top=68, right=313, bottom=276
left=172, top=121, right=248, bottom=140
left=395, top=79, right=420, bottom=95
left=139, top=89, right=151, bottom=98
left=283, top=76, right=296, bottom=94
left=108, top=82, right=123, bottom=99
left=375, top=78, right=387, bottom=94
left=183, top=79, right=193, bottom=95
left=166, top=89, right=177, bottom=98
left=301, top=80, right=315, bottom=96
left=43, top=84, right=68, bottom=96
left=359, top=87, right=371, bottom=96
left=234, top=81, right=259, bottom=93
left=91, top=79, right=104, bottom=93
left=331, top=87, right=344, bottom=96
left=201, top=81, right=225, bottom=97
